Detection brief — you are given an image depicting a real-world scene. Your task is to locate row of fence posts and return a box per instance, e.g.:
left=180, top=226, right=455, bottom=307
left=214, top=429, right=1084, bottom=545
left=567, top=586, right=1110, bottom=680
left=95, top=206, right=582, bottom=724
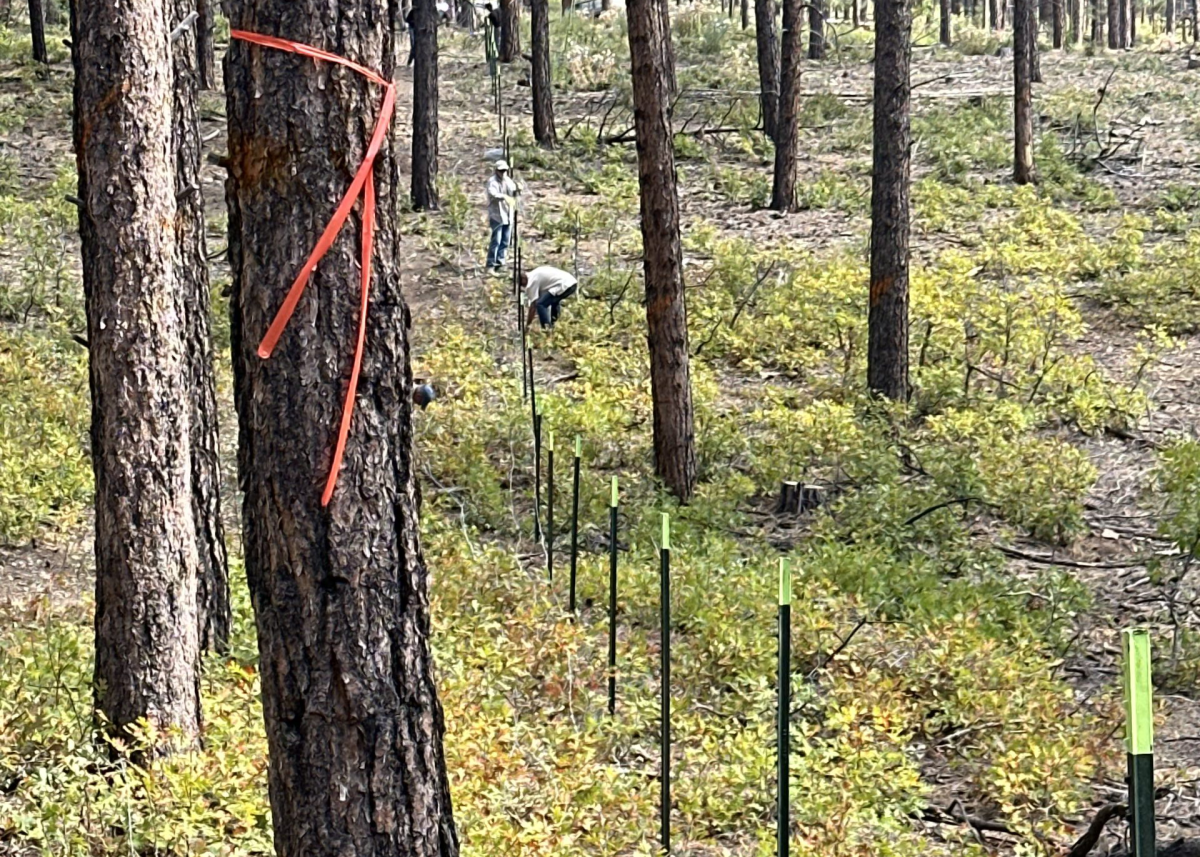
left=483, top=26, right=1158, bottom=853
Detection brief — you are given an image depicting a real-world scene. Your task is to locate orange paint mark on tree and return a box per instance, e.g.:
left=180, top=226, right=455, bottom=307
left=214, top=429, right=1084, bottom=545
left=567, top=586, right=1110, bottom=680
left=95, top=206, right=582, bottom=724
left=869, top=274, right=894, bottom=307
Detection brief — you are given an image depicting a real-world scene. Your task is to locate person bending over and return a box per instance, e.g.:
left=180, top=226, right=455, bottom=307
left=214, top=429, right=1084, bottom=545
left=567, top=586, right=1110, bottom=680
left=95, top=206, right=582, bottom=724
left=523, top=265, right=578, bottom=329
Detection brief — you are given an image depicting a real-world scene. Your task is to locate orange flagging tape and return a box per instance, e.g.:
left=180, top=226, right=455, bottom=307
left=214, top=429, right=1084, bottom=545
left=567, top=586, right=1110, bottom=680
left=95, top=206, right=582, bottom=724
left=231, top=30, right=397, bottom=507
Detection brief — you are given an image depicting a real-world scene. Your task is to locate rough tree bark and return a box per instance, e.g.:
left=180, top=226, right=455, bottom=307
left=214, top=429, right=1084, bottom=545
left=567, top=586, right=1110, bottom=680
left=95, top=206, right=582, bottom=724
left=626, top=0, right=696, bottom=502
left=1030, top=9, right=1041, bottom=81
left=500, top=0, right=520, bottom=62
left=658, top=0, right=678, bottom=97
left=1053, top=0, right=1063, bottom=44
left=1107, top=0, right=1119, bottom=43
left=170, top=0, right=230, bottom=654
left=1166, top=0, right=1173, bottom=33
left=754, top=0, right=781, bottom=140
left=29, top=0, right=47, bottom=63
left=940, top=0, right=952, bottom=43
left=224, top=1, right=461, bottom=854
left=1070, top=0, right=1081, bottom=42
left=1092, top=0, right=1103, bottom=42
left=742, top=0, right=749, bottom=28
left=809, top=0, right=826, bottom=57
left=413, top=0, right=440, bottom=209
left=867, top=0, right=911, bottom=402
left=1128, top=0, right=1135, bottom=43
left=70, top=0, right=202, bottom=741
left=197, top=0, right=216, bottom=89
left=770, top=0, right=801, bottom=211
left=1014, top=0, right=1035, bottom=184
left=531, top=0, right=557, bottom=145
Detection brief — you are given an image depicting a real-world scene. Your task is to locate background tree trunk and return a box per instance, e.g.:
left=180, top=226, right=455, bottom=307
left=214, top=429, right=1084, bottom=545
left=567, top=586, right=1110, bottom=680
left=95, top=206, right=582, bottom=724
left=1115, top=0, right=1126, bottom=43
left=170, top=0, right=230, bottom=654
left=1014, top=0, right=1035, bottom=184
left=770, top=0, right=801, bottom=211
left=1107, top=0, right=1118, bottom=43
left=500, top=0, right=520, bottom=62
left=809, top=0, right=826, bottom=57
left=754, top=0, right=780, bottom=140
left=413, top=0, right=440, bottom=209
left=1053, top=0, right=1063, bottom=44
left=940, top=0, right=952, bottom=43
left=626, top=0, right=696, bottom=502
left=990, top=0, right=1000, bottom=28
left=1030, top=12, right=1041, bottom=81
left=741, top=0, right=749, bottom=28
left=531, top=0, right=557, bottom=145
left=867, top=0, right=911, bottom=402
left=1166, top=0, right=1173, bottom=33
left=1093, top=0, right=1104, bottom=41
left=196, top=0, right=216, bottom=89
left=70, top=0, right=202, bottom=742
left=29, top=0, right=47, bottom=63
left=1128, top=0, right=1135, bottom=42
left=1070, top=0, right=1081, bottom=42
left=224, top=1, right=461, bottom=854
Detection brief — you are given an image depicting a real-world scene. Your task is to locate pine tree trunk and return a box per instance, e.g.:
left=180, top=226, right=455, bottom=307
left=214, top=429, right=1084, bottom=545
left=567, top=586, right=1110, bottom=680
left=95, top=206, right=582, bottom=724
left=413, top=0, right=440, bottom=209
left=1165, top=0, right=1173, bottom=33
left=1053, top=0, right=1063, bottom=44
left=1070, top=0, right=1081, bottom=42
left=1107, top=0, right=1118, bottom=43
left=742, top=0, right=749, bottom=27
left=531, top=0, right=557, bottom=145
left=196, top=0, right=216, bottom=89
left=1127, top=0, right=1135, bottom=42
left=626, top=0, right=696, bottom=502
left=951, top=0, right=961, bottom=13
left=70, top=0, right=202, bottom=742
left=990, top=0, right=1000, bottom=28
left=770, top=0, right=801, bottom=211
left=224, top=2, right=461, bottom=854
left=1030, top=13, right=1041, bottom=81
left=867, top=0, right=911, bottom=402
left=754, top=0, right=780, bottom=140
left=500, top=0, right=520, bottom=61
left=940, top=0, right=952, bottom=43
left=809, top=0, right=826, bottom=56
left=658, top=0, right=678, bottom=97
left=29, top=0, right=47, bottom=63
left=1014, top=0, right=1035, bottom=184
left=170, top=0, right=230, bottom=654
left=853, top=0, right=860, bottom=27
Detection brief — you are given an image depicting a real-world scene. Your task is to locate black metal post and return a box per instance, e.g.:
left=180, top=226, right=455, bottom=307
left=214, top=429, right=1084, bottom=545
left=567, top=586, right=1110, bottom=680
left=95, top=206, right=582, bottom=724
left=660, top=513, right=671, bottom=857
left=778, top=558, right=791, bottom=857
left=569, top=436, right=581, bottom=613
left=547, top=432, right=555, bottom=582
left=533, top=410, right=542, bottom=542
left=607, top=476, right=618, bottom=715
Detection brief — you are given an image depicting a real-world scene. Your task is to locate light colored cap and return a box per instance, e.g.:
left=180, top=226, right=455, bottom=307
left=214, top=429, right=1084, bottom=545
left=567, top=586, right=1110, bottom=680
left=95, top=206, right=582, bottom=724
left=495, top=159, right=509, bottom=171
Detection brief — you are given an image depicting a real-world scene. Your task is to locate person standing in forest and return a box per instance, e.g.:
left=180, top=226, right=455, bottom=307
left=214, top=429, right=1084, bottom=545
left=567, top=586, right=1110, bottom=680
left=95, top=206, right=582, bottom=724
left=485, top=159, right=518, bottom=273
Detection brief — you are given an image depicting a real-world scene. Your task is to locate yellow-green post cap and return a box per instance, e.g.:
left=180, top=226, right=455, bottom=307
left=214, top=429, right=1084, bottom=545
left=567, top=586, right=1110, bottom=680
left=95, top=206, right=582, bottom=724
left=662, top=513, right=670, bottom=551
left=779, top=558, right=791, bottom=606
left=1123, top=628, right=1153, bottom=755
left=548, top=431, right=554, bottom=452
left=610, top=476, right=618, bottom=507
left=575, top=435, right=581, bottom=457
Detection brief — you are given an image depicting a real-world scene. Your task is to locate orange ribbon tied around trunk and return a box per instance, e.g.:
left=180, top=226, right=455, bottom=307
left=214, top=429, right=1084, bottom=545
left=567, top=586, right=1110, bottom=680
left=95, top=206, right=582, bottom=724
left=231, top=30, right=397, bottom=507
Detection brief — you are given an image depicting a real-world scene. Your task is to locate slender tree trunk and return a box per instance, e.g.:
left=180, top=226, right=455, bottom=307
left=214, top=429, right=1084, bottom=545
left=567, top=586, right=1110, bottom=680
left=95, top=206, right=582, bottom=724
left=626, top=0, right=696, bottom=502
left=754, top=0, right=781, bottom=140
left=459, top=0, right=477, bottom=29
left=1114, top=0, right=1125, bottom=42
left=1107, top=0, right=1118, bottom=43
left=70, top=0, right=202, bottom=743
left=1030, top=11, right=1041, bottom=80
left=500, top=0, right=520, bottom=61
left=1053, top=0, right=1063, bottom=44
left=1165, top=0, right=1173, bottom=33
left=940, top=0, right=952, bottom=43
left=659, top=0, right=677, bottom=97
left=867, top=0, right=911, bottom=402
left=1070, top=0, right=1081, bottom=42
left=196, top=0, right=216, bottom=89
left=770, top=0, right=801, bottom=211
left=742, top=0, right=749, bottom=27
left=990, top=0, right=1000, bottom=28
left=853, top=0, right=859, bottom=27
left=1128, top=0, right=1135, bottom=42
left=809, top=0, right=826, bottom=56
left=413, top=0, right=440, bottom=209
left=1014, top=0, right=1035, bottom=184
left=951, top=0, right=960, bottom=13
left=170, top=0, right=230, bottom=654
left=1193, top=0, right=1197, bottom=43
left=29, top=0, right=47, bottom=63
left=224, top=1, right=461, bottom=853
left=531, top=0, right=556, bottom=145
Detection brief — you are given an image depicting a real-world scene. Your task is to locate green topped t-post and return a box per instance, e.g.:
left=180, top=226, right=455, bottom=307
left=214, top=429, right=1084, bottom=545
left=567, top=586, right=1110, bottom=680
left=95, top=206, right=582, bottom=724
left=1123, top=628, right=1155, bottom=857
left=607, top=476, right=619, bottom=714
left=778, top=558, right=791, bottom=857
left=547, top=431, right=555, bottom=581
left=660, top=512, right=671, bottom=856
left=569, top=436, right=581, bottom=613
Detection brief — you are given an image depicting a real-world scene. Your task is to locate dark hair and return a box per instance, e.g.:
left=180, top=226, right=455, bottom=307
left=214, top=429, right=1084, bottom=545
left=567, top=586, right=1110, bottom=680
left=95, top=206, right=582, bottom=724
left=519, top=272, right=528, bottom=286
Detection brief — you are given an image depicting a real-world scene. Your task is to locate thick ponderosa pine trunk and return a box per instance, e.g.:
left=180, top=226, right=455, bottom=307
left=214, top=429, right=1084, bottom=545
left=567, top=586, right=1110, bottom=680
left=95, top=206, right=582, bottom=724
left=754, top=0, right=781, bottom=140
left=29, top=0, right=47, bottom=63
left=867, top=0, right=911, bottom=402
left=70, top=0, right=202, bottom=741
left=940, top=0, right=952, bottom=43
left=770, top=0, right=801, bottom=211
left=224, top=2, right=460, bottom=855
left=1014, top=0, right=1035, bottom=184
left=1108, top=0, right=1119, bottom=43
left=500, top=0, right=520, bottom=62
left=413, top=0, right=439, bottom=209
left=170, top=0, right=230, bottom=654
left=658, top=0, right=678, bottom=97
left=531, top=0, right=557, bottom=145
left=627, top=0, right=696, bottom=502
left=809, top=0, right=826, bottom=57
left=197, top=0, right=216, bottom=89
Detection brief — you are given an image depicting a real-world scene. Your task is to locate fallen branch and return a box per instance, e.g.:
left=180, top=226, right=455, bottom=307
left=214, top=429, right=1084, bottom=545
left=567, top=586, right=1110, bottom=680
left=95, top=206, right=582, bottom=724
left=904, top=496, right=984, bottom=527
left=1064, top=803, right=1126, bottom=857
left=996, top=545, right=1147, bottom=570
left=169, top=10, right=199, bottom=43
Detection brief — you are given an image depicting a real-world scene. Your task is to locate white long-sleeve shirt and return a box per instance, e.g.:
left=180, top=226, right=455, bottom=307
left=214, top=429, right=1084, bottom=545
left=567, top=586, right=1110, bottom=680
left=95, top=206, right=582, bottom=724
left=524, top=266, right=578, bottom=306
left=485, top=173, right=517, bottom=225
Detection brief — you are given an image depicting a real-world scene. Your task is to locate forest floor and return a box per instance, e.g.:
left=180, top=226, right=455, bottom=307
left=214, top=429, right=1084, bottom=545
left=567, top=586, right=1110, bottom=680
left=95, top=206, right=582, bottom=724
left=2, top=9, right=1200, bottom=857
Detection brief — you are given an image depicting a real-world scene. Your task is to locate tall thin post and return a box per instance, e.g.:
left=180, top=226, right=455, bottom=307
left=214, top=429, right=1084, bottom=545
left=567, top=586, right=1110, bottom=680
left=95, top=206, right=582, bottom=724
left=569, top=436, right=581, bottom=613
left=1123, top=628, right=1156, bottom=857
left=533, top=410, right=542, bottom=541
left=607, top=476, right=618, bottom=715
left=660, top=512, right=671, bottom=856
left=547, top=431, right=555, bottom=581
left=778, top=558, right=792, bottom=857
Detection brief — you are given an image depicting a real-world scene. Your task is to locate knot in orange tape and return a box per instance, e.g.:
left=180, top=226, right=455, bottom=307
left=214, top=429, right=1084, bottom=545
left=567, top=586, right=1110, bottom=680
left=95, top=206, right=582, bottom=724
left=231, top=30, right=397, bottom=507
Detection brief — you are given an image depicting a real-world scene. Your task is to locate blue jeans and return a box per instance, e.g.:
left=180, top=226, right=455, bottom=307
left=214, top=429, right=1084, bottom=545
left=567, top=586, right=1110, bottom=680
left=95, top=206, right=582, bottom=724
left=535, top=284, right=577, bottom=327
left=407, top=26, right=416, bottom=64
left=487, top=220, right=510, bottom=268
